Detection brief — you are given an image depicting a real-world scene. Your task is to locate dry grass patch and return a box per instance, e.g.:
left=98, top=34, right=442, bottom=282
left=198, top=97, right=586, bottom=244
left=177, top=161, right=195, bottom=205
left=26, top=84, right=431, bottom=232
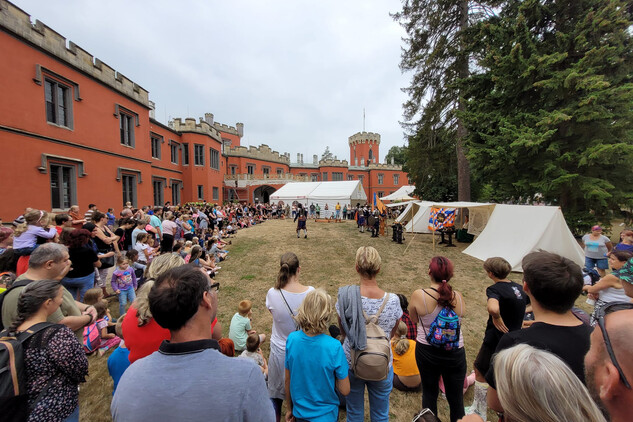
left=81, top=218, right=592, bottom=421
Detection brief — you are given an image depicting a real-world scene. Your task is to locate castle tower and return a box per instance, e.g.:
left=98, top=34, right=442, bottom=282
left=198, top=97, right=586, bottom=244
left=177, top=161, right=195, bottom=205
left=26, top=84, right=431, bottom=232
left=348, top=132, right=380, bottom=166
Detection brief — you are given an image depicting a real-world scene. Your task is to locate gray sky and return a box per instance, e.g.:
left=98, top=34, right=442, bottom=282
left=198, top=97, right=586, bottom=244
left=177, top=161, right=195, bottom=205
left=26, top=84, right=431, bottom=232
left=13, top=0, right=410, bottom=162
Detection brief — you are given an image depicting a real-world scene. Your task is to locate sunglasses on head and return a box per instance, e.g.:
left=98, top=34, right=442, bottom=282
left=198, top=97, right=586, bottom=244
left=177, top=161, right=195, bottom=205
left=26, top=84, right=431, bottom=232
left=208, top=282, right=220, bottom=292
left=595, top=301, right=633, bottom=389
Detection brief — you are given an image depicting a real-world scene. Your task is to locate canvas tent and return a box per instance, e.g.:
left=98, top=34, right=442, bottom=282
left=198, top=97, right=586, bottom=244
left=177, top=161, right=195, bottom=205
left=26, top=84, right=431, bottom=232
left=463, top=204, right=584, bottom=271
left=394, top=201, right=435, bottom=233
left=270, top=181, right=367, bottom=218
left=380, top=185, right=416, bottom=202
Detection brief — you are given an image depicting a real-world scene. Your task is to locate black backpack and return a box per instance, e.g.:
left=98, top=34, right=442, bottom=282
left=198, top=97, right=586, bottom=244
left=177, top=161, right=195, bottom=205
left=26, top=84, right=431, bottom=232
left=0, top=279, right=32, bottom=331
left=0, top=322, right=54, bottom=421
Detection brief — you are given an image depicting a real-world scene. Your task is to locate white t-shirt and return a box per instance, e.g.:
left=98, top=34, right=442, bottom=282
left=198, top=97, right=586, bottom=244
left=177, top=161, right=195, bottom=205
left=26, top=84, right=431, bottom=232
left=134, top=243, right=149, bottom=263
left=265, top=286, right=314, bottom=349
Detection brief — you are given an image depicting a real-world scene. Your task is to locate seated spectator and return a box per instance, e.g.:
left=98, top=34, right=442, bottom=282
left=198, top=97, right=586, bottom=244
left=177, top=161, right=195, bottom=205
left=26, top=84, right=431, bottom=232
left=238, top=332, right=268, bottom=379
left=614, top=229, right=633, bottom=253
left=583, top=251, right=632, bottom=325
left=229, top=299, right=266, bottom=353
left=391, top=321, right=421, bottom=392
left=62, top=228, right=100, bottom=301
left=112, top=266, right=273, bottom=421
left=584, top=302, right=633, bottom=422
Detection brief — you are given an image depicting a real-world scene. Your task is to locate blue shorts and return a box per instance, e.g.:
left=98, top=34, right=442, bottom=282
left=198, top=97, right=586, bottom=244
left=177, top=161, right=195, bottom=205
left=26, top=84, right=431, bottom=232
left=585, top=257, right=609, bottom=270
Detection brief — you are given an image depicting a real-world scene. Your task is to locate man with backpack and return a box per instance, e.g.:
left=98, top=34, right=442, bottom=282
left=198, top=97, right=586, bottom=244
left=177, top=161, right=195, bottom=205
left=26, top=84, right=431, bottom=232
left=0, top=243, right=96, bottom=341
left=485, top=251, right=592, bottom=415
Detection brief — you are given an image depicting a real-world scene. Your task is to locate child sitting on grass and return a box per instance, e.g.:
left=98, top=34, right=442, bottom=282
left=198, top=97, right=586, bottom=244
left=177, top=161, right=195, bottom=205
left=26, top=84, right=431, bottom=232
left=94, top=300, right=121, bottom=355
left=229, top=300, right=266, bottom=353
left=238, top=333, right=268, bottom=379
left=111, top=256, right=137, bottom=317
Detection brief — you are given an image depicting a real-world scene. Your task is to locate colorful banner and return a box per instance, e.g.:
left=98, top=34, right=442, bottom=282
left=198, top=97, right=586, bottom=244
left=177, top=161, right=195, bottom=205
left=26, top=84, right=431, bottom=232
left=373, top=193, right=386, bottom=214
left=428, top=207, right=456, bottom=230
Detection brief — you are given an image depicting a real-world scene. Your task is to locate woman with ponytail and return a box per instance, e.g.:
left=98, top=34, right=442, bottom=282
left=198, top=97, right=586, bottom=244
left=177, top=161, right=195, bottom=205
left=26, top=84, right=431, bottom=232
left=7, top=280, right=89, bottom=422
left=409, top=256, right=466, bottom=422
left=265, top=252, right=314, bottom=422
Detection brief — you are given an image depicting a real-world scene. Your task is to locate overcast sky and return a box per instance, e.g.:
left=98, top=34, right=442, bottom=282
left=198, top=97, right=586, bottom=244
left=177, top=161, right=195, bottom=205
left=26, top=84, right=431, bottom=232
left=13, top=0, right=410, bottom=162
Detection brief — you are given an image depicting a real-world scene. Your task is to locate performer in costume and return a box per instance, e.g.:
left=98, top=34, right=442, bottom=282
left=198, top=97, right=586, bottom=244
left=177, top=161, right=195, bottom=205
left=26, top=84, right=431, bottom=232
left=294, top=204, right=308, bottom=239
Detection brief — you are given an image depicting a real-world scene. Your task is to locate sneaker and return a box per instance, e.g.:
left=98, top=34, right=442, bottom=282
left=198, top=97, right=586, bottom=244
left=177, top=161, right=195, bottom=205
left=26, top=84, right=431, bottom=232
left=304, top=235, right=307, bottom=239
left=297, top=233, right=300, bottom=238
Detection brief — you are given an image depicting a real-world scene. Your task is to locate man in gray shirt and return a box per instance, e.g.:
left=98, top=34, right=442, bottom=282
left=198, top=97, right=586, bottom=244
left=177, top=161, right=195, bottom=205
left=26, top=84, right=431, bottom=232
left=111, top=265, right=274, bottom=421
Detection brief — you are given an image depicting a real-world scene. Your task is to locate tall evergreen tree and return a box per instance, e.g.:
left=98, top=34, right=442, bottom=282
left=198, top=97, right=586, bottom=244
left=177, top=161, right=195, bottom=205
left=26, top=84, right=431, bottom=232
left=394, top=1, right=491, bottom=200
left=463, top=0, right=633, bottom=232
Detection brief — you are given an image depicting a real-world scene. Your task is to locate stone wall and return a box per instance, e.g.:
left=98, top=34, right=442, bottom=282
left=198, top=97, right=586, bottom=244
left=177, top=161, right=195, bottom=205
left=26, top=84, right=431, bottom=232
left=0, top=0, right=149, bottom=106
left=170, top=118, right=222, bottom=141
left=348, top=131, right=381, bottom=146
left=225, top=144, right=290, bottom=165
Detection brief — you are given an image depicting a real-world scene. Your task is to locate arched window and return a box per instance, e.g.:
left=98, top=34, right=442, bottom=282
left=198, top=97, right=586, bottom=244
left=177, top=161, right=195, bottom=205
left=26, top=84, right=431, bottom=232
left=368, top=148, right=373, bottom=161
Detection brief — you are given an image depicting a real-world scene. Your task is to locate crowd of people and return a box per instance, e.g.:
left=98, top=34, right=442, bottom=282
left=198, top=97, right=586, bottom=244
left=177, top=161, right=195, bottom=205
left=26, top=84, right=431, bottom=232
left=1, top=203, right=633, bottom=422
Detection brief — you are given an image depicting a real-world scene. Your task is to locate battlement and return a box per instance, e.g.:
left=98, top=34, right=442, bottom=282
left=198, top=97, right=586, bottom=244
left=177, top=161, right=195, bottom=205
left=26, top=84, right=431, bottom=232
left=318, top=159, right=349, bottom=167
left=225, top=144, right=290, bottom=165
left=170, top=117, right=221, bottom=141
left=201, top=113, right=244, bottom=137
left=367, top=162, right=403, bottom=171
left=0, top=0, right=149, bottom=107
left=348, top=131, right=381, bottom=146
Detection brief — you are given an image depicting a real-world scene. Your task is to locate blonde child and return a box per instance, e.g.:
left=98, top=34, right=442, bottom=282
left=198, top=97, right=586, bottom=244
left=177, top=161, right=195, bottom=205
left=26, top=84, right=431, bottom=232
left=13, top=209, right=57, bottom=258
left=228, top=300, right=266, bottom=353
left=134, top=233, right=151, bottom=264
left=238, top=333, right=268, bottom=379
left=285, top=288, right=350, bottom=422
left=111, top=256, right=137, bottom=317
left=145, top=237, right=159, bottom=261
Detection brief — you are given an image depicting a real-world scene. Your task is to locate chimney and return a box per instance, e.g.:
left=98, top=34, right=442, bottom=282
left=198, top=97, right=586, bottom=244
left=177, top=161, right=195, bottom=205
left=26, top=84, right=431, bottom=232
left=236, top=122, right=244, bottom=137
left=297, top=153, right=301, bottom=163
left=313, top=155, right=318, bottom=164
left=391, top=157, right=395, bottom=165
left=149, top=100, right=156, bottom=120
left=204, top=113, right=214, bottom=125
left=300, top=154, right=304, bottom=164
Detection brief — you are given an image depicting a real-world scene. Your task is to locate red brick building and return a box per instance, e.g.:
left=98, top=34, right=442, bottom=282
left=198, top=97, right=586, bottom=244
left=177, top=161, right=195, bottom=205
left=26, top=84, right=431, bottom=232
left=0, top=0, right=408, bottom=219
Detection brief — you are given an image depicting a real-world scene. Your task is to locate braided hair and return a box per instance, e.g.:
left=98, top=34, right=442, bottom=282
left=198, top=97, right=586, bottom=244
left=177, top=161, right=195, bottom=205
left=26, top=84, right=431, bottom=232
left=8, top=280, right=61, bottom=334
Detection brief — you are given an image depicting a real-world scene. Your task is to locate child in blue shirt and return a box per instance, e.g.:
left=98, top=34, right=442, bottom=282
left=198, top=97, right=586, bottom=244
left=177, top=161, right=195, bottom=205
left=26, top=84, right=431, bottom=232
left=285, top=289, right=350, bottom=422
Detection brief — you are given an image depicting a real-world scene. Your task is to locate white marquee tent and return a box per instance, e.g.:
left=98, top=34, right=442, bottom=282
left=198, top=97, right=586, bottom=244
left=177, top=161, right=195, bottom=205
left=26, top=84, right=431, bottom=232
left=380, top=185, right=416, bottom=202
left=463, top=204, right=584, bottom=271
left=394, top=201, right=435, bottom=233
left=270, top=181, right=367, bottom=218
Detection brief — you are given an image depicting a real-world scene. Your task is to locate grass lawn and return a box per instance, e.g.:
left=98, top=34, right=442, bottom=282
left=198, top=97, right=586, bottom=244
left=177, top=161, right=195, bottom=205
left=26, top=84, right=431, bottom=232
left=81, top=217, right=593, bottom=421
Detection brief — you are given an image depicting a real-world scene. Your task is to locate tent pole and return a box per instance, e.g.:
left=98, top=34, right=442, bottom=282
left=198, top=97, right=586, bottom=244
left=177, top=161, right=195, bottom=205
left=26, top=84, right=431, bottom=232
left=433, top=228, right=436, bottom=252
left=404, top=233, right=416, bottom=254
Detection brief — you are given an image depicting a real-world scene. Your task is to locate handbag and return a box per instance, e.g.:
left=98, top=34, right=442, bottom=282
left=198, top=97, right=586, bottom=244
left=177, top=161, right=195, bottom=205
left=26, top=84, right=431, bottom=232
left=412, top=408, right=441, bottom=422
left=100, top=254, right=115, bottom=268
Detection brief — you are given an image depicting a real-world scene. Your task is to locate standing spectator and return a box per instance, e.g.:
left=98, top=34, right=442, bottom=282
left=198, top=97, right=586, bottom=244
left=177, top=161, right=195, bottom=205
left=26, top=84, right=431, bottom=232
left=5, top=280, right=89, bottom=422
left=106, top=208, right=116, bottom=228
left=466, top=257, right=526, bottom=419
left=485, top=251, right=591, bottom=415
left=584, top=302, right=633, bottom=422
left=336, top=246, right=402, bottom=422
left=148, top=207, right=163, bottom=244
left=54, top=213, right=72, bottom=235
left=160, top=211, right=177, bottom=252
left=131, top=217, right=148, bottom=247
left=62, top=229, right=100, bottom=301
left=114, top=218, right=135, bottom=253
left=396, top=293, right=417, bottom=340
left=93, top=211, right=121, bottom=298
left=84, top=204, right=97, bottom=223
left=68, top=205, right=86, bottom=229
left=266, top=252, right=314, bottom=421
left=0, top=226, right=14, bottom=255
left=582, top=225, right=613, bottom=277
left=112, top=265, right=273, bottom=421
left=286, top=288, right=350, bottom=422
left=111, top=256, right=138, bottom=317
left=614, top=229, right=633, bottom=253
left=409, top=256, right=466, bottom=422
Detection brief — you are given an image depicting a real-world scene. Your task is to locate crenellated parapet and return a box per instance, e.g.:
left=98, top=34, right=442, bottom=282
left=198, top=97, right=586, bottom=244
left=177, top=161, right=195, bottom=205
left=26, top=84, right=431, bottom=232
left=170, top=117, right=222, bottom=142
left=225, top=144, right=290, bottom=165
left=0, top=0, right=149, bottom=107
left=348, top=131, right=381, bottom=146
left=318, top=159, right=349, bottom=167
left=202, top=113, right=244, bottom=137
left=367, top=162, right=403, bottom=171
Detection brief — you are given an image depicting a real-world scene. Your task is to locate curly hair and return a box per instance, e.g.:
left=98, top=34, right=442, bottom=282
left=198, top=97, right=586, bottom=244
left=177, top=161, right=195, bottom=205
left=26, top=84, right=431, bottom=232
left=295, top=288, right=333, bottom=336
left=65, top=229, right=92, bottom=249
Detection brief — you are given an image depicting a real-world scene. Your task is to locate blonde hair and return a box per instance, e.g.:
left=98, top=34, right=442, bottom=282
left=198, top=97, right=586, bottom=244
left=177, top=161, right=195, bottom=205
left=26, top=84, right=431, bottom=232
left=136, top=254, right=185, bottom=326
left=238, top=300, right=252, bottom=315
left=14, top=209, right=49, bottom=237
left=392, top=320, right=410, bottom=355
left=494, top=344, right=607, bottom=422
left=295, top=288, right=332, bottom=336
left=355, top=246, right=381, bottom=278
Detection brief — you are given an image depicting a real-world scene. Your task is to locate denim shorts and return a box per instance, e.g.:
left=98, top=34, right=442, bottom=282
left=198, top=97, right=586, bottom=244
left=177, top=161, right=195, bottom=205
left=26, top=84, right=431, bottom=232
left=585, top=256, right=609, bottom=270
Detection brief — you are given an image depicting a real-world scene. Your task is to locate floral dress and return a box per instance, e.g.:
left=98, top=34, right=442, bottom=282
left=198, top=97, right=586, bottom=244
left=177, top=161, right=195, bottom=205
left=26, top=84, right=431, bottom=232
left=23, top=324, right=89, bottom=421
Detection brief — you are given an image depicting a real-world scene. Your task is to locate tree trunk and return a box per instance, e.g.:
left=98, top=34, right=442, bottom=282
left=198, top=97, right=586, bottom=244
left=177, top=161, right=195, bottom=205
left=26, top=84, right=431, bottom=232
left=456, top=0, right=471, bottom=201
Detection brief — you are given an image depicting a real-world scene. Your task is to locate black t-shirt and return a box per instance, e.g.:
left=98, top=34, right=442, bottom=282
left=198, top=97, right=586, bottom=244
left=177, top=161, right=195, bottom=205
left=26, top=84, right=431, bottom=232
left=485, top=322, right=592, bottom=389
left=483, top=281, right=527, bottom=346
left=67, top=245, right=99, bottom=278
